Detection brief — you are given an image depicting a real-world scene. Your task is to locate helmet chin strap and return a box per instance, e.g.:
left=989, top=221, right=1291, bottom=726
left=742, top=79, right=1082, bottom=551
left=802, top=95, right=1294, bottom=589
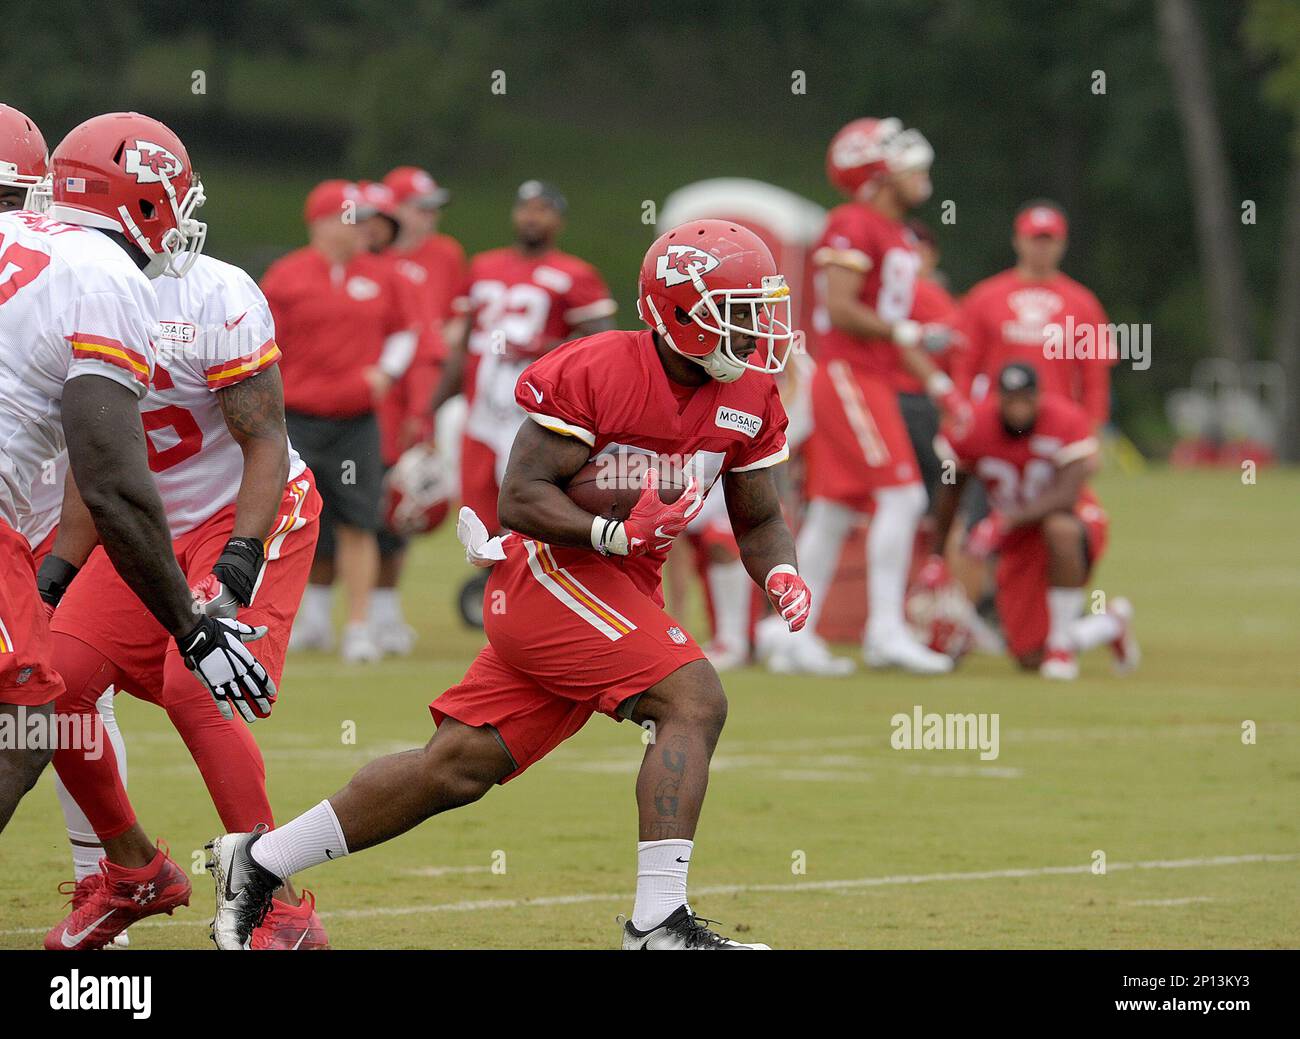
left=692, top=345, right=746, bottom=383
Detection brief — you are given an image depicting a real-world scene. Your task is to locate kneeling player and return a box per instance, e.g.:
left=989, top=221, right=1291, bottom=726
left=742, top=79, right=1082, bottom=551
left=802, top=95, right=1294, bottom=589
left=42, top=252, right=328, bottom=949
left=929, top=363, right=1138, bottom=678
left=207, top=221, right=812, bottom=950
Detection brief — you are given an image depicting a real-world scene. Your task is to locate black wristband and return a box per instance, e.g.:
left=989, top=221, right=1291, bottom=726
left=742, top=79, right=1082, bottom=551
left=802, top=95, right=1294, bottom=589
left=212, top=536, right=265, bottom=607
left=36, top=554, right=80, bottom=608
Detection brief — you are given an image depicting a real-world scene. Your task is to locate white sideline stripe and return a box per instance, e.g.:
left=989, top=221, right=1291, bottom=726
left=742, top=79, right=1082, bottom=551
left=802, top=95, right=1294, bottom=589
left=1, top=852, right=1294, bottom=936
left=400, top=865, right=493, bottom=878
left=1125, top=897, right=1216, bottom=907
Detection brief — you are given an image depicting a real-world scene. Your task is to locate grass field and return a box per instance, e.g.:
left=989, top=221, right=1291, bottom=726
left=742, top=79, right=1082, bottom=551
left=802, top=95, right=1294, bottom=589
left=1, top=467, right=1297, bottom=949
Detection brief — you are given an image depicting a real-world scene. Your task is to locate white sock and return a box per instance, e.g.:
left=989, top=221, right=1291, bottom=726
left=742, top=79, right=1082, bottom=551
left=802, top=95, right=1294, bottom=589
left=58, top=688, right=126, bottom=881
left=1067, top=611, right=1122, bottom=651
left=1047, top=587, right=1085, bottom=651
left=300, top=584, right=333, bottom=630
left=866, top=483, right=926, bottom=645
left=370, top=587, right=404, bottom=628
left=250, top=799, right=349, bottom=881
left=632, top=839, right=693, bottom=931
left=707, top=560, right=750, bottom=653
left=792, top=498, right=855, bottom=638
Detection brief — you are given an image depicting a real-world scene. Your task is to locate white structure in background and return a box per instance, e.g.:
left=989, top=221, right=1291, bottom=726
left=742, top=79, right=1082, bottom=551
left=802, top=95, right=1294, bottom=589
left=1167, top=358, right=1286, bottom=457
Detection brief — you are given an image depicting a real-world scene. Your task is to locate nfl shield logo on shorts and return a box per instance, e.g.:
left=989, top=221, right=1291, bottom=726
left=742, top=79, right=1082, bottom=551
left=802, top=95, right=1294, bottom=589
left=667, top=626, right=688, bottom=645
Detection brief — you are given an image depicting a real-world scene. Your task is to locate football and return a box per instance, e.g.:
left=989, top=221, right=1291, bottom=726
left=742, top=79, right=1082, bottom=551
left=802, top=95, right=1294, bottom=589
left=564, top=453, right=687, bottom=520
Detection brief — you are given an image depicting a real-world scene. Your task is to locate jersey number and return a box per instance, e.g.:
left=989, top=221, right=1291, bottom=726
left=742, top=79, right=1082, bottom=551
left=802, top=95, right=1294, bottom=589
left=0, top=239, right=51, bottom=305
left=142, top=404, right=204, bottom=473
left=976, top=457, right=1055, bottom=513
left=468, top=280, right=552, bottom=353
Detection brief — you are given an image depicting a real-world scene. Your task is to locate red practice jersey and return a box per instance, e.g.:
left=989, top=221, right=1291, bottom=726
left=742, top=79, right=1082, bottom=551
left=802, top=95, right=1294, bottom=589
left=811, top=201, right=921, bottom=379
left=261, top=246, right=419, bottom=419
left=941, top=392, right=1101, bottom=545
left=512, top=329, right=789, bottom=602
left=953, top=269, right=1113, bottom=426
left=455, top=246, right=616, bottom=367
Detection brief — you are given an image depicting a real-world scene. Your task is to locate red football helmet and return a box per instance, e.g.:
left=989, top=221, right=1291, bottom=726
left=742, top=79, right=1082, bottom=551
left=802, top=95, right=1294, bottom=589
left=48, top=112, right=206, bottom=278
left=826, top=117, right=933, bottom=198
left=0, top=104, right=49, bottom=211
left=637, top=219, right=793, bottom=383
left=383, top=443, right=455, bottom=537
left=905, top=578, right=975, bottom=661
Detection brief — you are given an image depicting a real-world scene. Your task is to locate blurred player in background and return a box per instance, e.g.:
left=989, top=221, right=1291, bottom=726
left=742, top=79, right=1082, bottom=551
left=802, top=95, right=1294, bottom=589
left=928, top=363, right=1138, bottom=679
left=368, top=166, right=465, bottom=654
left=0, top=110, right=275, bottom=842
left=954, top=201, right=1114, bottom=429
left=42, top=246, right=327, bottom=950
left=428, top=181, right=617, bottom=534
left=265, top=181, right=418, bottom=663
left=207, top=221, right=812, bottom=950
left=895, top=218, right=964, bottom=510
left=771, top=118, right=968, bottom=676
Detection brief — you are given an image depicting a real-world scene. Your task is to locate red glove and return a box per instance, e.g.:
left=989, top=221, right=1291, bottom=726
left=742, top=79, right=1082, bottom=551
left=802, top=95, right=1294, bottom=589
left=916, top=554, right=950, bottom=590
left=965, top=513, right=1005, bottom=560
left=764, top=565, right=811, bottom=632
left=937, top=388, right=973, bottom=440
left=593, top=467, right=702, bottom=557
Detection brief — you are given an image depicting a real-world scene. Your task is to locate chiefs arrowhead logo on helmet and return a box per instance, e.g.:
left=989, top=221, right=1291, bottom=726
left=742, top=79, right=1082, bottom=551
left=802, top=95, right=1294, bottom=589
left=656, top=245, right=721, bottom=288
left=123, top=140, right=184, bottom=185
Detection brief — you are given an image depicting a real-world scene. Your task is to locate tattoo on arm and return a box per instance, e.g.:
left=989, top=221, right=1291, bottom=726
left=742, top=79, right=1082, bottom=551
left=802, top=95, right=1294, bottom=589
left=218, top=368, right=290, bottom=540
left=724, top=466, right=797, bottom=587
left=218, top=368, right=288, bottom=443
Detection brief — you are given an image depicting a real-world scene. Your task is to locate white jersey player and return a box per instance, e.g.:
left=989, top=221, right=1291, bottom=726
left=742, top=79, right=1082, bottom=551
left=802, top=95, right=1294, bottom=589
left=0, top=109, right=274, bottom=838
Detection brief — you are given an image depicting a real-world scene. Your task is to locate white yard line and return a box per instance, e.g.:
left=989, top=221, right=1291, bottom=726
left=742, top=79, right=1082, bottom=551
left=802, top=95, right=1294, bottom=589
left=1, top=851, right=1293, bottom=937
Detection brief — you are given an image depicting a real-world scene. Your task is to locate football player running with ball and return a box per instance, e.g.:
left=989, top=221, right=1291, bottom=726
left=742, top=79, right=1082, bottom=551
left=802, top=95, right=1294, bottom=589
left=208, top=221, right=811, bottom=950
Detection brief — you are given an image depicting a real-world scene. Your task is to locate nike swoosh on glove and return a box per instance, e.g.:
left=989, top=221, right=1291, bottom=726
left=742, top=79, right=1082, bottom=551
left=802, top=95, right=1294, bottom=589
left=178, top=615, right=277, bottom=723
left=765, top=565, right=811, bottom=632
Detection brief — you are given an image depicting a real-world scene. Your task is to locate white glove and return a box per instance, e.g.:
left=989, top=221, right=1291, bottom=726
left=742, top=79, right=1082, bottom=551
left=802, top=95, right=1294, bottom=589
left=178, top=616, right=276, bottom=723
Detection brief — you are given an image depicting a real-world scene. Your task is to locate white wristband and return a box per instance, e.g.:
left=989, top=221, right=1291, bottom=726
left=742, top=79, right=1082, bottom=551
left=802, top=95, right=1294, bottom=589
left=892, top=319, right=922, bottom=349
left=590, top=515, right=629, bottom=556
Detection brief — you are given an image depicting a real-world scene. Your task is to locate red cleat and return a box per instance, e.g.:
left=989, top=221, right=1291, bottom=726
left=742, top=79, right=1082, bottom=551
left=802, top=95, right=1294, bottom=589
left=56, top=874, right=131, bottom=947
left=250, top=889, right=331, bottom=950
left=44, top=846, right=190, bottom=950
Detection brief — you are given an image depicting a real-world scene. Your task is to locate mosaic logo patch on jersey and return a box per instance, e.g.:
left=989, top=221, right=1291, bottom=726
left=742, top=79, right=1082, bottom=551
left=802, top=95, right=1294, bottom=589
left=667, top=626, right=688, bottom=646
left=656, top=245, right=720, bottom=287
left=156, top=320, right=196, bottom=343
left=715, top=405, right=762, bottom=438
left=123, top=140, right=184, bottom=185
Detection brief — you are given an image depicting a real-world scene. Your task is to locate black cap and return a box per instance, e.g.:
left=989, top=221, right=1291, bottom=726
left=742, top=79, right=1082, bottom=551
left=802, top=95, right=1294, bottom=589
left=515, top=179, right=567, bottom=215
left=998, top=362, right=1038, bottom=393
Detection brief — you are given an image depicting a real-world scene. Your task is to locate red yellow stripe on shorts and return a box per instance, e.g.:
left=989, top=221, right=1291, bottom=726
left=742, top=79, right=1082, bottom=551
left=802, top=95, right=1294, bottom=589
left=205, top=340, right=281, bottom=390
left=828, top=360, right=890, bottom=467
left=66, top=333, right=149, bottom=385
left=0, top=613, right=13, bottom=655
left=264, top=477, right=311, bottom=562
left=524, top=541, right=636, bottom=641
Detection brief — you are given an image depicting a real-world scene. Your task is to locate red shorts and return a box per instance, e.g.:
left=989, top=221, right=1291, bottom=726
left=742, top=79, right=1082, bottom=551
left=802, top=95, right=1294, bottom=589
left=0, top=519, right=64, bottom=705
left=50, top=473, right=321, bottom=699
left=804, top=359, right=920, bottom=509
left=430, top=537, right=706, bottom=782
left=996, top=501, right=1109, bottom=659
left=460, top=432, right=500, bottom=532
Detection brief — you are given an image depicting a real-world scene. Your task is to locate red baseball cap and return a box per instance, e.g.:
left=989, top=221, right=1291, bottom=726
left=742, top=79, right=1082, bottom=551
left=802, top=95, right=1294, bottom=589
left=357, top=179, right=397, bottom=218
left=304, top=179, right=363, bottom=225
left=383, top=165, right=450, bottom=209
left=1014, top=205, right=1068, bottom=239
